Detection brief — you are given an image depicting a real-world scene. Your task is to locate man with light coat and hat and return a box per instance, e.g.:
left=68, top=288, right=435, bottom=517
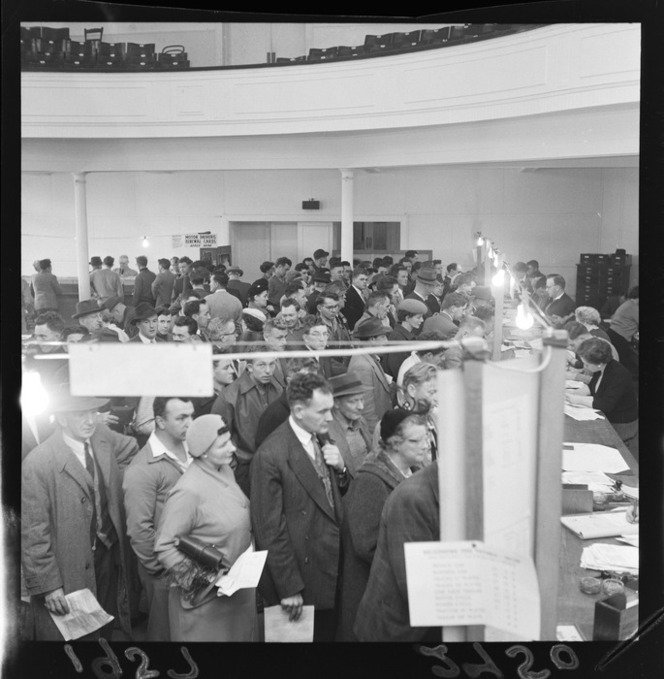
left=21, top=387, right=139, bottom=640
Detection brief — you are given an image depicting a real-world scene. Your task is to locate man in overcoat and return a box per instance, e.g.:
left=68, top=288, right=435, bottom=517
left=21, top=390, right=139, bottom=640
left=250, top=372, right=351, bottom=641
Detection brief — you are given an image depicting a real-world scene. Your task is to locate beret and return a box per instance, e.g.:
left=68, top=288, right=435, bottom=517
left=397, top=299, right=428, bottom=315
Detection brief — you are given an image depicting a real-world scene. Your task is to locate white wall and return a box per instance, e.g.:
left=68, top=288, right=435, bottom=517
left=22, top=165, right=638, bottom=291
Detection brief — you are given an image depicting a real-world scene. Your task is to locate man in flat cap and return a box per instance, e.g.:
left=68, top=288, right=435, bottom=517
left=312, top=248, right=330, bottom=272
left=327, top=373, right=373, bottom=476
left=384, top=299, right=428, bottom=380
left=347, top=318, right=394, bottom=433
left=21, top=388, right=139, bottom=640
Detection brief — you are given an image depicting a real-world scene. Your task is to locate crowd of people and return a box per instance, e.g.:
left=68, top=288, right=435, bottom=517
left=20, top=247, right=639, bottom=642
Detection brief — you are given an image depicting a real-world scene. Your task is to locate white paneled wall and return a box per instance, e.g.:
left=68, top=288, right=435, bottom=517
left=22, top=166, right=638, bottom=292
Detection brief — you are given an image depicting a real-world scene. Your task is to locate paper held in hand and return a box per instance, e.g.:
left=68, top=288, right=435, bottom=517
left=47, top=588, right=114, bottom=641
left=404, top=541, right=541, bottom=641
left=264, top=605, right=315, bottom=642
left=215, top=546, right=268, bottom=597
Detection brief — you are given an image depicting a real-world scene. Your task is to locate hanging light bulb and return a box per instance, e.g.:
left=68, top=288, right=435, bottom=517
left=476, top=235, right=484, bottom=247
left=142, top=236, right=150, bottom=248
left=21, top=370, right=50, bottom=415
left=515, top=301, right=534, bottom=329
left=491, top=268, right=505, bottom=286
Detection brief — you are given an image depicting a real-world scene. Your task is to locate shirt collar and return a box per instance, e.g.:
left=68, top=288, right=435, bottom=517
left=289, top=415, right=315, bottom=448
left=148, top=431, right=192, bottom=467
left=138, top=333, right=155, bottom=344
left=61, top=431, right=89, bottom=455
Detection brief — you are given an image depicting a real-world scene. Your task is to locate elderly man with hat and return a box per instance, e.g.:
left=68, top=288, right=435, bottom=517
left=103, top=296, right=138, bottom=339
left=327, top=373, right=373, bottom=477
left=129, top=303, right=164, bottom=344
left=347, top=317, right=394, bottom=433
left=384, top=298, right=428, bottom=380
left=90, top=256, right=124, bottom=303
left=72, top=299, right=105, bottom=335
left=21, top=387, right=139, bottom=640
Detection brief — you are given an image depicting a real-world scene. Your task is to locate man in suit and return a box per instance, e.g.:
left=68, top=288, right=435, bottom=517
left=205, top=271, right=243, bottom=322
left=421, top=291, right=467, bottom=339
left=183, top=299, right=212, bottom=341
left=353, top=461, right=441, bottom=642
left=226, top=265, right=251, bottom=306
left=342, top=266, right=370, bottom=330
left=129, top=303, right=165, bottom=343
left=405, top=267, right=439, bottom=319
left=151, top=258, right=177, bottom=308
left=300, top=314, right=346, bottom=379
left=250, top=372, right=351, bottom=641
left=22, top=389, right=139, bottom=640
left=132, top=256, right=156, bottom=307
left=268, top=257, right=293, bottom=308
left=113, top=254, right=138, bottom=280
left=354, top=291, right=393, bottom=332
left=347, top=318, right=394, bottom=433
left=544, top=274, right=576, bottom=327
left=123, top=396, right=194, bottom=641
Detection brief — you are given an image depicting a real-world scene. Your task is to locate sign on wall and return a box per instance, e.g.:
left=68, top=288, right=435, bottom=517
left=177, top=233, right=218, bottom=248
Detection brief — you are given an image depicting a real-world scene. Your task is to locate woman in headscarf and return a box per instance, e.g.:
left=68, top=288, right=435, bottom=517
left=338, top=410, right=429, bottom=640
left=154, top=414, right=257, bottom=641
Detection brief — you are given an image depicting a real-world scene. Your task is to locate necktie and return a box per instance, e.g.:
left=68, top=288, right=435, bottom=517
left=311, top=435, right=334, bottom=509
left=84, top=442, right=95, bottom=480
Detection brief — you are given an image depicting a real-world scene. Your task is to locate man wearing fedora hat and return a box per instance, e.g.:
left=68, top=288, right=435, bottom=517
left=327, top=374, right=373, bottom=476
left=104, top=296, right=138, bottom=339
left=347, top=318, right=394, bottom=433
left=129, top=303, right=165, bottom=344
left=90, top=256, right=124, bottom=303
left=405, top=267, right=440, bottom=320
left=72, top=299, right=105, bottom=334
left=21, top=387, right=139, bottom=640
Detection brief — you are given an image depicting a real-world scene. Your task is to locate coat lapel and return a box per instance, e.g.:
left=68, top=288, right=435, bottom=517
left=367, top=354, right=390, bottom=392
left=53, top=432, right=94, bottom=499
left=285, top=426, right=337, bottom=522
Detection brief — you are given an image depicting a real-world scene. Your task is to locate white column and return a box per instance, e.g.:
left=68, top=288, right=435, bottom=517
left=73, top=172, right=91, bottom=301
left=340, top=169, right=354, bottom=264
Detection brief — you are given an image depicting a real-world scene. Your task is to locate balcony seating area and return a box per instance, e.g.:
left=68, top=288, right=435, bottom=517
left=21, top=26, right=190, bottom=71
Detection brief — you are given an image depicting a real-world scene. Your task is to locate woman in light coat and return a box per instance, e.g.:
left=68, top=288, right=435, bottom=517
left=154, top=414, right=257, bottom=641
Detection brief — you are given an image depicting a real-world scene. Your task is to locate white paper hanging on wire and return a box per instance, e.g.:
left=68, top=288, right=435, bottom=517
left=172, top=235, right=184, bottom=248
left=404, top=540, right=541, bottom=641
left=68, top=343, right=214, bottom=396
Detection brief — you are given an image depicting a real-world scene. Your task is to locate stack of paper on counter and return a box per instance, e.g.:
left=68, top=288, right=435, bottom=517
left=564, top=404, right=604, bottom=421
left=561, top=509, right=638, bottom=539
left=562, top=443, right=630, bottom=474
left=561, top=470, right=616, bottom=492
left=580, top=543, right=639, bottom=575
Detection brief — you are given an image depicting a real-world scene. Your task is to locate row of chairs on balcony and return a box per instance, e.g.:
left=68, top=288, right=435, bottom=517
left=21, top=26, right=190, bottom=70
left=276, top=24, right=540, bottom=64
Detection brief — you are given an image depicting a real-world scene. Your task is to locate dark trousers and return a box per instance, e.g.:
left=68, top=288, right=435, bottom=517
left=137, top=562, right=171, bottom=641
left=314, top=608, right=338, bottom=642
left=94, top=540, right=120, bottom=639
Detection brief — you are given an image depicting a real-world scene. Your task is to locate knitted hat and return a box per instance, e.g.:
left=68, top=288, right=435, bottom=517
left=186, top=414, right=230, bottom=458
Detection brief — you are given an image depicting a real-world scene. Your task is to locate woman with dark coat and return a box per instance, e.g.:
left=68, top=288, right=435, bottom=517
left=337, top=410, right=429, bottom=641
left=565, top=337, right=638, bottom=452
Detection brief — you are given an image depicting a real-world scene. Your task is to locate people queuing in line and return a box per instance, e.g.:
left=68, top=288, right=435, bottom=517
left=20, top=249, right=639, bottom=642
